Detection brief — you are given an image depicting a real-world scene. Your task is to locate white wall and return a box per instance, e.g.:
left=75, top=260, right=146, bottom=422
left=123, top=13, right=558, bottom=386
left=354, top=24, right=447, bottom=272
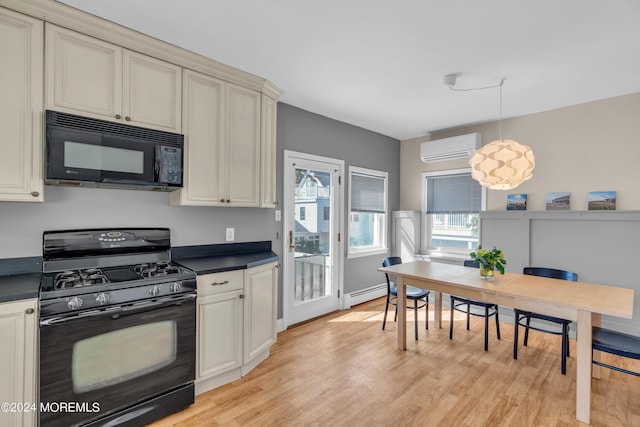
left=400, top=92, right=640, bottom=211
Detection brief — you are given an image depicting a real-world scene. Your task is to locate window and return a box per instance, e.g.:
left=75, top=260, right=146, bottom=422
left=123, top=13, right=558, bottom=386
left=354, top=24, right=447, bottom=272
left=348, top=166, right=388, bottom=257
left=300, top=207, right=306, bottom=220
left=323, top=206, right=330, bottom=221
left=423, top=168, right=484, bottom=256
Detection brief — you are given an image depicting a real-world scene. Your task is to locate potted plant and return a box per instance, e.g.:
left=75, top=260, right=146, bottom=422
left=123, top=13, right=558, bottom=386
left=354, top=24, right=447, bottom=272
left=469, top=246, right=506, bottom=280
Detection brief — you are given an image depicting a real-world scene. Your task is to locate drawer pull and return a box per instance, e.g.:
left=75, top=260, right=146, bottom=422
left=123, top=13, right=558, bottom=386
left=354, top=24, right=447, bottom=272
left=25, top=308, right=34, bottom=314
left=210, top=280, right=230, bottom=286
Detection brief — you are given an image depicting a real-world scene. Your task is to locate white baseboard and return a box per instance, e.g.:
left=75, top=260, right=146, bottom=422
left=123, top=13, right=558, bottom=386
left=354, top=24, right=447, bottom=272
left=344, top=283, right=387, bottom=309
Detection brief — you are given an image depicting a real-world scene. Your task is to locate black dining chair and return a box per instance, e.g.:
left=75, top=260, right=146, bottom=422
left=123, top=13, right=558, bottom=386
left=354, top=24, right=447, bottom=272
left=381, top=257, right=429, bottom=340
left=513, top=267, right=578, bottom=374
left=592, top=327, right=640, bottom=377
left=449, top=260, right=501, bottom=351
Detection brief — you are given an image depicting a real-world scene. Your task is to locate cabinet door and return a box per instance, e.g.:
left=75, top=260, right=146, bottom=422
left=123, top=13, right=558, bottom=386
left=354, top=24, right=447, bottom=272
left=123, top=50, right=182, bottom=132
left=46, top=24, right=122, bottom=121
left=226, top=84, right=261, bottom=207
left=0, top=299, right=37, bottom=427
left=260, top=95, right=278, bottom=208
left=244, top=263, right=278, bottom=364
left=197, top=291, right=243, bottom=380
left=171, top=70, right=226, bottom=206
left=0, top=8, right=43, bottom=202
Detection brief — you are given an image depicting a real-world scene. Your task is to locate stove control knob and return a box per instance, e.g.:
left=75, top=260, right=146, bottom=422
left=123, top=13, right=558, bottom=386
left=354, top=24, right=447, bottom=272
left=95, top=292, right=110, bottom=306
left=67, top=296, right=83, bottom=311
left=169, top=282, right=182, bottom=293
left=149, top=285, right=160, bottom=297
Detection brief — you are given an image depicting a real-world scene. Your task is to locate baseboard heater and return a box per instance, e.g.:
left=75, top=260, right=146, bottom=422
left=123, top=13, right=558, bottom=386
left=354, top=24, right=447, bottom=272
left=345, top=283, right=387, bottom=308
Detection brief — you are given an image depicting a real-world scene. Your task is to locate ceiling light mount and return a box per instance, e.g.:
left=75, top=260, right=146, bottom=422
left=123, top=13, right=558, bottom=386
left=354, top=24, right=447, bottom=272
left=443, top=73, right=457, bottom=87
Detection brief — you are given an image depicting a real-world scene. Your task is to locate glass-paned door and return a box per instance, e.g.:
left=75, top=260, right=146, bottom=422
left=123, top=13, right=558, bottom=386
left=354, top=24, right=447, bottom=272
left=283, top=151, right=343, bottom=325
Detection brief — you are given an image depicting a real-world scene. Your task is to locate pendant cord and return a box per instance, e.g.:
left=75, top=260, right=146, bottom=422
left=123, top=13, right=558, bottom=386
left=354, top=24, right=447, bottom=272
left=499, top=81, right=503, bottom=142
left=447, top=75, right=506, bottom=141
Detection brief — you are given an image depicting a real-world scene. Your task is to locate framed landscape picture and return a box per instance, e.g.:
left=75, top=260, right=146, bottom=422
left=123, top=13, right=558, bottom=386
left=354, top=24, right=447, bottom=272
left=507, top=194, right=527, bottom=211
left=588, top=191, right=616, bottom=210
left=546, top=192, right=570, bottom=210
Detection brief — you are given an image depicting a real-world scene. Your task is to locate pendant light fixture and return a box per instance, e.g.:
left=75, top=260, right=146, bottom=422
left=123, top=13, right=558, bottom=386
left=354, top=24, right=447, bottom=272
left=446, top=74, right=535, bottom=190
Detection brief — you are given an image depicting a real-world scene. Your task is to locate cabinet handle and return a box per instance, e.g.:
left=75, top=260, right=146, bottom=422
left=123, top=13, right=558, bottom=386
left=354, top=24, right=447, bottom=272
left=226, top=199, right=230, bottom=203
left=210, top=280, right=229, bottom=286
left=31, top=191, right=39, bottom=197
left=125, top=116, right=131, bottom=121
left=115, top=114, right=122, bottom=119
left=25, top=308, right=34, bottom=314
left=239, top=294, right=244, bottom=299
left=220, top=199, right=225, bottom=203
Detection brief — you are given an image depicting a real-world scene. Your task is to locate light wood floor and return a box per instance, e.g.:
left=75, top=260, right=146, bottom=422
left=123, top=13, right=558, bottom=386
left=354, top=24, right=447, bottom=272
left=150, top=298, right=640, bottom=427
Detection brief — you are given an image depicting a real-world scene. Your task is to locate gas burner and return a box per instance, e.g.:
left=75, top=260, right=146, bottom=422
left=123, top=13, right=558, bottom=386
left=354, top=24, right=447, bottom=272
left=134, top=261, right=182, bottom=278
left=54, top=268, right=109, bottom=290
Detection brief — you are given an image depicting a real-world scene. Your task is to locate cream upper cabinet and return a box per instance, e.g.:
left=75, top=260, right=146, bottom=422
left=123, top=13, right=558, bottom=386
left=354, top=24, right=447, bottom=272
left=46, top=24, right=182, bottom=133
left=0, top=8, right=44, bottom=202
left=226, top=84, right=261, bottom=207
left=171, top=71, right=262, bottom=207
left=172, top=70, right=225, bottom=205
left=0, top=299, right=38, bottom=427
left=260, top=95, right=278, bottom=208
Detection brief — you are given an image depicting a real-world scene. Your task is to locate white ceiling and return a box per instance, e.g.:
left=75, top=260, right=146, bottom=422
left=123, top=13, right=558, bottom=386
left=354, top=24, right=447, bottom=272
left=57, top=0, right=640, bottom=140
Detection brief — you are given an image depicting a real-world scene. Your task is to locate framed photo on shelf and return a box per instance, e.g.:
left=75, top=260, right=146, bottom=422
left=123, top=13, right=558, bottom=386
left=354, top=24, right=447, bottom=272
left=588, top=191, right=616, bottom=210
left=507, top=194, right=527, bottom=211
left=546, top=192, right=570, bottom=210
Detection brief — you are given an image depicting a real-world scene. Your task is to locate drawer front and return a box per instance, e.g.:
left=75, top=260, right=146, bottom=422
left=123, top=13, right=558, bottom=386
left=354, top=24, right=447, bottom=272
left=197, top=270, right=243, bottom=297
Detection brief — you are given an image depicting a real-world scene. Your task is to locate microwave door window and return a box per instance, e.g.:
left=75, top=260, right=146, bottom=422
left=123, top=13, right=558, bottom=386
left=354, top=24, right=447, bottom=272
left=65, top=141, right=144, bottom=174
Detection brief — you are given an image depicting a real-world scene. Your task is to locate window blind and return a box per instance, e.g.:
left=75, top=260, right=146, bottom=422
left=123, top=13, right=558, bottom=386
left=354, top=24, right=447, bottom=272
left=351, top=172, right=386, bottom=213
left=426, top=173, right=481, bottom=214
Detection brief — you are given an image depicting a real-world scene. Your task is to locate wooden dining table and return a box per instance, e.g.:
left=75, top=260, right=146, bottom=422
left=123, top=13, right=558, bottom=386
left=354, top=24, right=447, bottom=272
left=378, top=260, right=634, bottom=425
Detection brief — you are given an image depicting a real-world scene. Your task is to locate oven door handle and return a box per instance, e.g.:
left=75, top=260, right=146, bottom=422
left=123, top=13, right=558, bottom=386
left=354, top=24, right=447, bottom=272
left=40, top=293, right=196, bottom=326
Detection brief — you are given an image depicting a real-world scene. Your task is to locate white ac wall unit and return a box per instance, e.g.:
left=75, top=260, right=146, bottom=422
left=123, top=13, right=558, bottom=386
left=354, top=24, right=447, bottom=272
left=420, top=133, right=481, bottom=163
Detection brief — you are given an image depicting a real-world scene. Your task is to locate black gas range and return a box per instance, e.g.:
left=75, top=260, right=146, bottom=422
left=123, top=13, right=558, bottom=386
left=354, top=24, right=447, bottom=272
left=39, top=228, right=196, bottom=427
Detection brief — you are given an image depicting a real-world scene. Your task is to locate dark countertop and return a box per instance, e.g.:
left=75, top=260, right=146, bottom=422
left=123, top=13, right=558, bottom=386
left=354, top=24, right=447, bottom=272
left=0, top=242, right=279, bottom=302
left=0, top=257, right=42, bottom=304
left=175, top=251, right=278, bottom=275
left=0, top=273, right=41, bottom=304
left=172, top=241, right=278, bottom=275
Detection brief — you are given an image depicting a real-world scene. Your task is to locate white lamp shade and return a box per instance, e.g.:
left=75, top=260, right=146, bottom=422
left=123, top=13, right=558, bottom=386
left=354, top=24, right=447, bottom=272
left=469, top=139, right=535, bottom=190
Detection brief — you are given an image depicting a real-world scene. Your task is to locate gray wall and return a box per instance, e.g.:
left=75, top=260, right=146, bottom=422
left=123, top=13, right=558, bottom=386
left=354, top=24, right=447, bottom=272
left=0, top=102, right=400, bottom=319
left=276, top=104, right=400, bottom=297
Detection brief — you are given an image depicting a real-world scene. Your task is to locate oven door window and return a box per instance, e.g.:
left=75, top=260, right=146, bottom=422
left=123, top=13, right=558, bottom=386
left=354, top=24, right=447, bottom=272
left=72, top=320, right=177, bottom=393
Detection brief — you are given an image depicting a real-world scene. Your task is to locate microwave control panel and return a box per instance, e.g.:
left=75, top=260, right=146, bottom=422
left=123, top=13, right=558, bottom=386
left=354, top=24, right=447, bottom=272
left=156, top=145, right=183, bottom=185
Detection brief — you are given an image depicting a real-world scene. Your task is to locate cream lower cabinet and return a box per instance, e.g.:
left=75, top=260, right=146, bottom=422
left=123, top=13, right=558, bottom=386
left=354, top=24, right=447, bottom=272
left=195, top=262, right=278, bottom=395
left=0, top=299, right=38, bottom=427
left=45, top=24, right=182, bottom=133
left=243, top=262, right=278, bottom=371
left=171, top=69, right=272, bottom=208
left=0, top=8, right=44, bottom=202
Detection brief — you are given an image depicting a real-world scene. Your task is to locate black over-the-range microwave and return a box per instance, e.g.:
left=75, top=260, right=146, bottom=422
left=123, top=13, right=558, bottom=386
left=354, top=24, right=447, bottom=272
left=45, top=110, right=185, bottom=191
